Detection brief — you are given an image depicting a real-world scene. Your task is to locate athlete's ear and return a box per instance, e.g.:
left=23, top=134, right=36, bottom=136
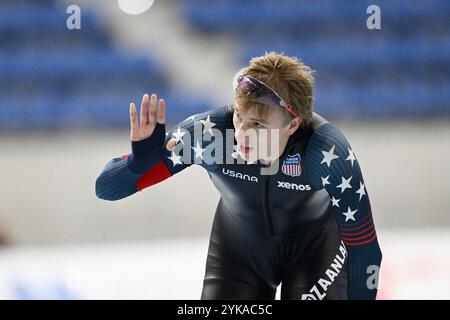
left=287, top=117, right=301, bottom=136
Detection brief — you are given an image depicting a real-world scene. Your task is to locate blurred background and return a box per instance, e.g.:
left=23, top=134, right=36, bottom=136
left=0, top=0, right=449, bottom=299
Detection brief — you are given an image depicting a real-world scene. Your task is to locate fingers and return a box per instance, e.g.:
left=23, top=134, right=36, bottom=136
left=134, top=93, right=164, bottom=128
left=166, top=138, right=177, bottom=151
left=129, top=102, right=138, bottom=131
left=139, top=94, right=149, bottom=127
left=156, top=99, right=165, bottom=124
left=148, top=93, right=157, bottom=125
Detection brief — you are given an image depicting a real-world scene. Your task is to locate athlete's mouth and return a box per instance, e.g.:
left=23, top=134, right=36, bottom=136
left=239, top=145, right=253, bottom=155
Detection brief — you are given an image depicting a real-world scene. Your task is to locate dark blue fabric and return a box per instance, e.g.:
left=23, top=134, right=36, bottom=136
left=305, top=123, right=382, bottom=299
left=95, top=157, right=140, bottom=201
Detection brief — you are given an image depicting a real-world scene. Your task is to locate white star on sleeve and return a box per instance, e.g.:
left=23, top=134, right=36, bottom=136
left=346, top=148, right=356, bottom=167
left=331, top=196, right=341, bottom=208
left=336, top=175, right=353, bottom=193
left=321, top=175, right=331, bottom=187
left=171, top=127, right=186, bottom=144
left=342, top=206, right=358, bottom=222
left=191, top=140, right=206, bottom=160
left=355, top=181, right=366, bottom=201
left=320, top=145, right=340, bottom=167
left=200, top=115, right=216, bottom=136
left=168, top=151, right=182, bottom=166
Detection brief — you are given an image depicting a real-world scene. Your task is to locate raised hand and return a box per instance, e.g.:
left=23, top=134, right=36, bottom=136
left=129, top=93, right=177, bottom=151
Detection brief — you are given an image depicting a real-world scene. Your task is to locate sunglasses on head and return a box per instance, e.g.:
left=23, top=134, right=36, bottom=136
left=235, top=75, right=298, bottom=118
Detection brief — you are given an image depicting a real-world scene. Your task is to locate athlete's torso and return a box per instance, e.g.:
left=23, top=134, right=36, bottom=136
left=198, top=105, right=333, bottom=239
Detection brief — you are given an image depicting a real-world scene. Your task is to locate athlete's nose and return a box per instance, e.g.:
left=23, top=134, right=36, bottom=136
left=235, top=124, right=250, bottom=146
left=235, top=123, right=250, bottom=146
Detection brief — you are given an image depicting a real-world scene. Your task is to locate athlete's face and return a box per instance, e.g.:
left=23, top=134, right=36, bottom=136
left=233, top=103, right=301, bottom=164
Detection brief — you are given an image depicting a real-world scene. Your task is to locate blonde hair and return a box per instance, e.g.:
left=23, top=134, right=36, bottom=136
left=235, top=51, right=315, bottom=125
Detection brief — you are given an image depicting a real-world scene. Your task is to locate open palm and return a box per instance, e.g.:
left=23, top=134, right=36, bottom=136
left=129, top=93, right=177, bottom=151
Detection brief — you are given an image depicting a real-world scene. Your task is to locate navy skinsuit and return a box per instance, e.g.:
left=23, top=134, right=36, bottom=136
left=95, top=104, right=382, bottom=300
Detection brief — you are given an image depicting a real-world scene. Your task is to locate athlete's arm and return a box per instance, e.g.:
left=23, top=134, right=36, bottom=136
left=95, top=94, right=193, bottom=201
left=304, top=123, right=382, bottom=299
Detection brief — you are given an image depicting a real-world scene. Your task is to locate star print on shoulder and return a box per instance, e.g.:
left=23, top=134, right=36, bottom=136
left=321, top=175, right=331, bottom=187
left=171, top=127, right=186, bottom=145
left=191, top=140, right=206, bottom=160
left=320, top=145, right=339, bottom=167
left=200, top=115, right=216, bottom=136
left=355, top=181, right=366, bottom=200
left=331, top=196, right=340, bottom=208
left=346, top=148, right=357, bottom=167
left=336, top=175, right=353, bottom=193
left=168, top=151, right=182, bottom=166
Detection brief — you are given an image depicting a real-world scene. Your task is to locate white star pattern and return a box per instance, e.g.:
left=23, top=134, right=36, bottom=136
left=171, top=127, right=186, bottom=144
left=346, top=148, right=356, bottom=167
left=356, top=181, right=366, bottom=201
left=200, top=115, right=216, bottom=136
left=342, top=206, right=358, bottom=222
left=191, top=140, right=206, bottom=160
left=336, top=175, right=353, bottom=193
left=168, top=151, right=182, bottom=166
left=320, top=145, right=340, bottom=167
left=310, top=131, right=370, bottom=225
left=321, top=175, right=331, bottom=187
left=331, top=196, right=341, bottom=208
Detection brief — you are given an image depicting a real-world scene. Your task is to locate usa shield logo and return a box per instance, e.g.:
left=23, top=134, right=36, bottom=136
left=281, top=153, right=302, bottom=177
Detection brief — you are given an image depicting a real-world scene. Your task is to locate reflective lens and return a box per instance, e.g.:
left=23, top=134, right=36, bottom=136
left=235, top=75, right=298, bottom=117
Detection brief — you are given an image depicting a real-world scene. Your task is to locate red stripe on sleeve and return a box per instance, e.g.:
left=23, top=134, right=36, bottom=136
left=341, top=228, right=376, bottom=242
left=343, top=233, right=378, bottom=246
left=136, top=161, right=172, bottom=191
left=340, top=221, right=374, bottom=237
